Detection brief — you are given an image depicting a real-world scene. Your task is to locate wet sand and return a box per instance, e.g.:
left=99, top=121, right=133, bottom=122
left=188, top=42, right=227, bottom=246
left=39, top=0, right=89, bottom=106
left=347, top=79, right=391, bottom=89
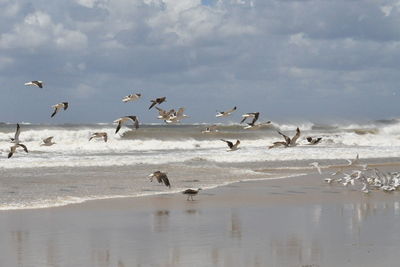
left=0, top=170, right=400, bottom=267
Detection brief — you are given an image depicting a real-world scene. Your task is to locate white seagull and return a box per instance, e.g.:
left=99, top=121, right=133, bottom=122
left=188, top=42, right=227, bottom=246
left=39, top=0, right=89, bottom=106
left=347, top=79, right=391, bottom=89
left=10, top=123, right=21, bottom=144
left=25, top=80, right=44, bottom=88
left=122, top=93, right=141, bottom=103
left=114, top=116, right=139, bottom=133
left=165, top=107, right=189, bottom=123
left=216, top=106, right=237, bottom=117
left=240, top=112, right=259, bottom=124
left=310, top=162, right=322, bottom=174
left=220, top=139, right=241, bottom=151
left=51, top=102, right=68, bottom=118
left=89, top=132, right=108, bottom=142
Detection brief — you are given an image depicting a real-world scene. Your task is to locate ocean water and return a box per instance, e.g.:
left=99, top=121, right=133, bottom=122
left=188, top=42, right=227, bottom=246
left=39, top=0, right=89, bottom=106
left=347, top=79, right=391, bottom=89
left=1, top=119, right=400, bottom=210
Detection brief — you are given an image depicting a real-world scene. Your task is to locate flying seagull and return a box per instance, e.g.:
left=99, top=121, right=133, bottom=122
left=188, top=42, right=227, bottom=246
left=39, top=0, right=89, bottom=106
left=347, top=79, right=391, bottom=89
left=24, top=80, right=43, bottom=88
left=41, top=136, right=56, bottom=146
left=202, top=125, right=219, bottom=133
left=89, top=132, right=108, bottom=142
left=114, top=116, right=139, bottom=133
left=216, top=106, right=237, bottom=117
left=165, top=107, right=189, bottom=123
left=220, top=139, right=241, bottom=151
left=269, top=127, right=301, bottom=149
left=155, top=107, right=175, bottom=120
left=240, top=112, right=259, bottom=124
left=306, top=137, right=322, bottom=145
left=51, top=102, right=68, bottom=118
left=148, top=171, right=171, bottom=188
left=8, top=144, right=28, bottom=158
left=182, top=188, right=202, bottom=201
left=122, top=93, right=141, bottom=103
left=243, top=121, right=271, bottom=130
left=310, top=162, right=322, bottom=174
left=149, top=97, right=166, bottom=110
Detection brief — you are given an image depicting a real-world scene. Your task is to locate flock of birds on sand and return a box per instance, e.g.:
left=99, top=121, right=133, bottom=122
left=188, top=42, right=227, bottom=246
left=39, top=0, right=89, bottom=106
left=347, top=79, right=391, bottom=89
left=8, top=81, right=396, bottom=199
left=310, top=154, right=400, bottom=194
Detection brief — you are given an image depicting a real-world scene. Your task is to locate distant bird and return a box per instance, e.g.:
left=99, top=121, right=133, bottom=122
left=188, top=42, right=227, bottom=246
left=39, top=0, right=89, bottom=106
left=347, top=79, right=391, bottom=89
left=114, top=116, right=139, bottom=133
left=8, top=144, right=28, bottom=158
left=122, top=93, right=141, bottom=103
left=216, top=106, right=237, bottom=117
left=10, top=123, right=21, bottom=144
left=220, top=139, right=241, bottom=151
left=306, top=137, right=322, bottom=145
left=51, top=102, right=68, bottom=118
left=269, top=127, right=301, bottom=148
left=165, top=107, right=189, bottom=123
left=310, top=162, right=322, bottom=174
left=182, top=188, right=202, bottom=201
left=243, top=121, right=271, bottom=130
left=89, top=132, right=108, bottom=142
left=24, top=80, right=43, bottom=88
left=41, top=136, right=56, bottom=146
left=240, top=112, right=259, bottom=124
left=148, top=171, right=171, bottom=188
left=149, top=97, right=166, bottom=109
left=202, top=125, right=219, bottom=133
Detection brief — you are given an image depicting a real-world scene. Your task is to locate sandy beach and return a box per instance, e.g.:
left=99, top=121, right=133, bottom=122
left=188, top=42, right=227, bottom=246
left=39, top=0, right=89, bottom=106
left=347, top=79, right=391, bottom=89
left=0, top=165, right=400, bottom=267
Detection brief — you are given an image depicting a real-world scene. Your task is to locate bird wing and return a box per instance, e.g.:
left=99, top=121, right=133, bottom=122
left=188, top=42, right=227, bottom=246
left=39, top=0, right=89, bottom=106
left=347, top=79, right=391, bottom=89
left=278, top=131, right=291, bottom=144
left=33, top=81, right=43, bottom=88
left=14, top=123, right=20, bottom=141
left=240, top=116, right=247, bottom=123
left=149, top=100, right=157, bottom=109
left=18, top=143, right=28, bottom=153
left=103, top=133, right=108, bottom=142
left=115, top=121, right=122, bottom=133
left=290, top=127, right=301, bottom=146
left=127, top=116, right=139, bottom=129
left=43, top=136, right=53, bottom=143
left=160, top=173, right=171, bottom=188
left=63, top=102, right=68, bottom=110
left=51, top=108, right=58, bottom=118
left=221, top=139, right=233, bottom=148
left=227, top=106, right=237, bottom=113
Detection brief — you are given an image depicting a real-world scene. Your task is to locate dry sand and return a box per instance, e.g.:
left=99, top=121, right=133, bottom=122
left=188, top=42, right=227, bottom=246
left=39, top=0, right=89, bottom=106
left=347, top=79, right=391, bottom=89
left=0, top=167, right=400, bottom=267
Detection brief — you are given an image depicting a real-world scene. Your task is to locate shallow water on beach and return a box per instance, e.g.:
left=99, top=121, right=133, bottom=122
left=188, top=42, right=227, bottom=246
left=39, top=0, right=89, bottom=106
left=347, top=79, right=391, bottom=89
left=1, top=120, right=400, bottom=209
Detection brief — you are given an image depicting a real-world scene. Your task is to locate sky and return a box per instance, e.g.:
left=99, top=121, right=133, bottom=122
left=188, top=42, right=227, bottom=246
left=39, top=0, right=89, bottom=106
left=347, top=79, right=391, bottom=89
left=1, top=0, right=400, bottom=124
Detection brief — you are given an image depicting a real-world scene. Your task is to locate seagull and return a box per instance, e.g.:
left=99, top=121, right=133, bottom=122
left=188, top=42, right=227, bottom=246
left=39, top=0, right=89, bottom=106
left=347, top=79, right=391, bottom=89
left=149, top=97, right=166, bottom=110
left=89, top=132, right=108, bottom=142
left=269, top=127, right=301, bottom=148
left=148, top=171, right=171, bottom=188
left=306, top=137, right=322, bottom=145
left=240, top=112, right=259, bottom=124
left=268, top=141, right=289, bottom=149
left=155, top=107, right=175, bottom=120
left=41, top=136, right=56, bottom=146
left=220, top=139, right=240, bottom=151
left=310, top=162, right=322, bottom=174
left=216, top=106, right=237, bottom=117
left=182, top=188, right=202, bottom=201
left=8, top=144, right=28, bottom=158
left=114, top=116, right=139, bottom=133
left=165, top=107, right=189, bottom=123
left=51, top=102, right=68, bottom=118
left=202, top=125, right=219, bottom=133
left=10, top=123, right=21, bottom=143
left=122, top=93, right=141, bottom=103
left=243, top=121, right=271, bottom=130
left=24, top=80, right=43, bottom=88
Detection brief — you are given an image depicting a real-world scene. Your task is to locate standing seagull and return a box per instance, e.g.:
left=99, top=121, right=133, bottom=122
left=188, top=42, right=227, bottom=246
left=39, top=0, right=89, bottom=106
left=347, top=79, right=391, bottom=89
left=122, top=93, right=141, bottom=103
left=89, top=132, right=108, bottom=142
left=216, top=106, right=237, bottom=117
left=41, top=136, right=56, bottom=146
left=24, top=80, right=44, bottom=88
left=114, top=116, right=139, bottom=133
left=149, top=97, right=166, bottom=109
left=51, top=102, right=68, bottom=118
left=148, top=171, right=171, bottom=188
left=182, top=188, right=202, bottom=201
left=220, top=139, right=241, bottom=151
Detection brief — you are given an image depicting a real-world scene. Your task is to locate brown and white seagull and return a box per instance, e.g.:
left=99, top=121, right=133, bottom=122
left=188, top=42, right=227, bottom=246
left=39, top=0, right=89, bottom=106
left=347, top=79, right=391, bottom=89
left=240, top=112, right=259, bottom=124
left=216, top=106, right=237, bottom=117
left=25, top=80, right=44, bottom=88
left=114, top=116, right=139, bottom=133
left=306, top=137, right=322, bottom=145
left=41, top=136, right=56, bottom=146
left=269, top=127, right=301, bottom=149
left=148, top=171, right=171, bottom=188
left=122, top=93, right=141, bottom=103
left=220, top=139, right=241, bottom=151
left=182, top=188, right=202, bottom=201
left=51, top=102, right=68, bottom=118
left=155, top=107, right=175, bottom=120
left=149, top=97, right=166, bottom=110
left=8, top=144, right=28, bottom=158
left=89, top=132, right=108, bottom=142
